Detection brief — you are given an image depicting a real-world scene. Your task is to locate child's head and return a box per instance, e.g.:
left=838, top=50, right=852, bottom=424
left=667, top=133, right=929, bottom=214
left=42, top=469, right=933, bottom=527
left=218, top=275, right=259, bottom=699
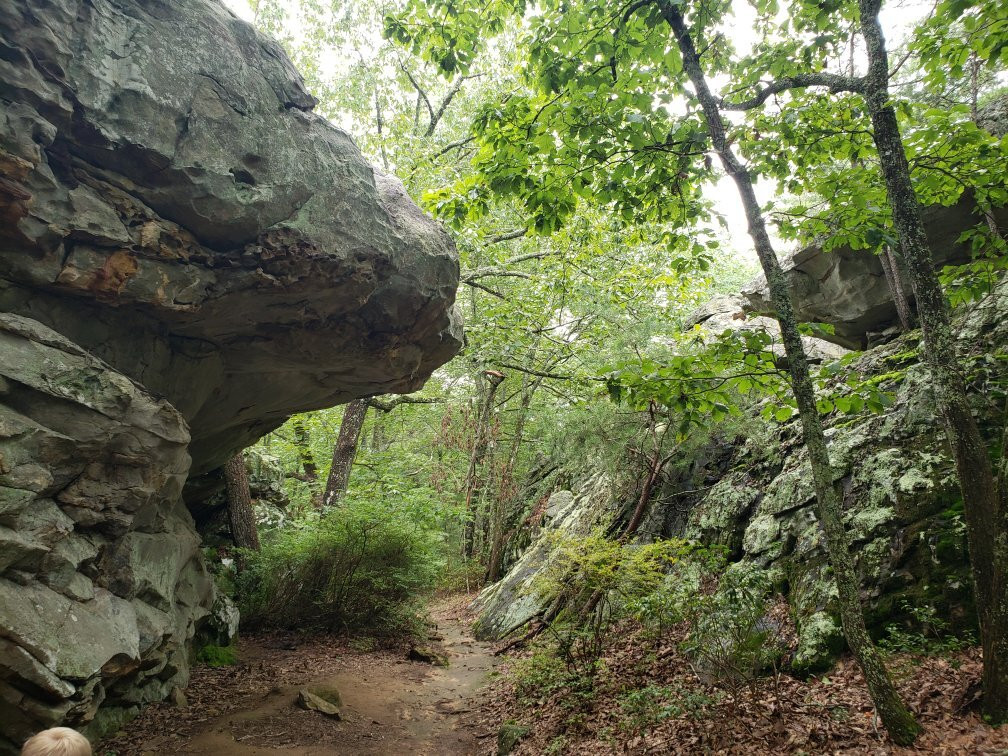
left=21, top=728, right=92, bottom=756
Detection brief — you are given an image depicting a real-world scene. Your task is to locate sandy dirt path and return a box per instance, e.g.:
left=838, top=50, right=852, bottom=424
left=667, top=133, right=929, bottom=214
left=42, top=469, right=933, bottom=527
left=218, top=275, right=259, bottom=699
left=98, top=597, right=496, bottom=755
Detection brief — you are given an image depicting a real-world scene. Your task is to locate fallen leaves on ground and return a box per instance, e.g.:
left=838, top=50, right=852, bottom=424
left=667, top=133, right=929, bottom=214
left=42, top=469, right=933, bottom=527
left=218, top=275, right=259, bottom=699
left=464, top=615, right=1008, bottom=756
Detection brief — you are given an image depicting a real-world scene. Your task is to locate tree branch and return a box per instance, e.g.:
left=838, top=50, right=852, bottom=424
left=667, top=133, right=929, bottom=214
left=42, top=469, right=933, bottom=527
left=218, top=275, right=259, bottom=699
left=487, top=227, right=529, bottom=244
left=400, top=63, right=435, bottom=126
left=427, top=74, right=483, bottom=137
left=367, top=395, right=442, bottom=412
left=494, top=362, right=572, bottom=380
left=464, top=280, right=507, bottom=299
left=721, top=72, right=863, bottom=111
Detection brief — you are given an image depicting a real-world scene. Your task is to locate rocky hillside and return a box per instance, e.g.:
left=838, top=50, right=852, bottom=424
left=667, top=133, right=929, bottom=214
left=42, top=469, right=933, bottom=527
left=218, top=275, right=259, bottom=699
left=0, top=0, right=460, bottom=750
left=475, top=267, right=1007, bottom=674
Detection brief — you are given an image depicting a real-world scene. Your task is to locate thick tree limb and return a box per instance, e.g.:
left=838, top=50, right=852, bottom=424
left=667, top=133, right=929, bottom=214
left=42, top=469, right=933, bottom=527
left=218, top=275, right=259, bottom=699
left=487, top=227, right=529, bottom=244
left=721, top=72, right=863, bottom=111
left=367, top=395, right=443, bottom=412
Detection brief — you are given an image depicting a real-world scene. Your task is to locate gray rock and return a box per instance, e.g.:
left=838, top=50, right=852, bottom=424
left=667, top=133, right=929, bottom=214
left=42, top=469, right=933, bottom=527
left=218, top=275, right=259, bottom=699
left=497, top=722, right=531, bottom=755
left=0, top=0, right=461, bottom=487
left=0, top=315, right=211, bottom=751
left=297, top=688, right=342, bottom=719
left=0, top=0, right=460, bottom=746
left=742, top=197, right=1008, bottom=348
left=472, top=475, right=614, bottom=640
left=686, top=293, right=848, bottom=362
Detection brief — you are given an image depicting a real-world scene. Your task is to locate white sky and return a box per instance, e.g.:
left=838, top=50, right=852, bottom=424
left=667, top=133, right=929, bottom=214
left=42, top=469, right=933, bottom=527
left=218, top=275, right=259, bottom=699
left=223, top=0, right=931, bottom=264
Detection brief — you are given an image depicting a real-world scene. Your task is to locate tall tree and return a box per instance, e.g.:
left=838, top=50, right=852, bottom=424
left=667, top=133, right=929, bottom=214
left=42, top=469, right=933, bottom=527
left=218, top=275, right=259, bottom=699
left=858, top=1, right=1006, bottom=721
left=322, top=399, right=370, bottom=507
left=463, top=369, right=506, bottom=557
left=224, top=453, right=261, bottom=560
left=662, top=4, right=917, bottom=742
left=717, top=0, right=1008, bottom=723
left=389, top=0, right=921, bottom=741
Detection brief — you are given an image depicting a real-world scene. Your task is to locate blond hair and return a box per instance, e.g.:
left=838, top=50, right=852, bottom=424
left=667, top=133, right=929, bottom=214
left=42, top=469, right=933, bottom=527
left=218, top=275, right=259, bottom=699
left=21, top=728, right=91, bottom=756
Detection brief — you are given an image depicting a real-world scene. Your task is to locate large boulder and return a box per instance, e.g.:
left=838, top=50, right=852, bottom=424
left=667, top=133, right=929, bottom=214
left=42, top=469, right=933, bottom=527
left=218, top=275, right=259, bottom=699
left=0, top=0, right=462, bottom=483
left=742, top=196, right=1008, bottom=349
left=0, top=0, right=461, bottom=748
left=0, top=314, right=214, bottom=750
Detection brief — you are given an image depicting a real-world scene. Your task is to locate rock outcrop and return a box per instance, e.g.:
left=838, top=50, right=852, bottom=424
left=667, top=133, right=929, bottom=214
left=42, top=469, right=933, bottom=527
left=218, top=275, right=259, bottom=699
left=476, top=278, right=1008, bottom=675
left=686, top=293, right=848, bottom=362
left=742, top=197, right=1008, bottom=349
left=472, top=475, right=614, bottom=640
left=0, top=0, right=461, bottom=749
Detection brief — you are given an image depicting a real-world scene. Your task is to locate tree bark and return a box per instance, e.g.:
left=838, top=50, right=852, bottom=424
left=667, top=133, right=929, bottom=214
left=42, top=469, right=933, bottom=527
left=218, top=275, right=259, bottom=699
left=291, top=417, right=319, bottom=483
left=880, top=247, right=913, bottom=331
left=463, top=370, right=506, bottom=558
left=662, top=3, right=919, bottom=744
left=858, top=0, right=1007, bottom=723
left=224, top=453, right=260, bottom=561
left=322, top=399, right=369, bottom=508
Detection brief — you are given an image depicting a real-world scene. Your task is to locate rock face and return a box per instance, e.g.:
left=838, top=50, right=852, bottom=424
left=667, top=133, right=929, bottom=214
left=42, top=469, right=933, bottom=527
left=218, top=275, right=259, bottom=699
left=0, top=0, right=461, bottom=479
left=686, top=293, right=848, bottom=362
left=476, top=278, right=1008, bottom=675
left=0, top=0, right=460, bottom=749
left=742, top=197, right=1008, bottom=349
left=0, top=315, right=212, bottom=747
left=472, top=474, right=614, bottom=640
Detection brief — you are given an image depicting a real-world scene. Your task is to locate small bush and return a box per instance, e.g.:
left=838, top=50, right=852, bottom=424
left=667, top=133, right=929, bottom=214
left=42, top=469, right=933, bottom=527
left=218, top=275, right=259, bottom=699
left=195, top=643, right=237, bottom=667
left=618, top=684, right=718, bottom=734
left=880, top=601, right=975, bottom=658
left=236, top=504, right=438, bottom=635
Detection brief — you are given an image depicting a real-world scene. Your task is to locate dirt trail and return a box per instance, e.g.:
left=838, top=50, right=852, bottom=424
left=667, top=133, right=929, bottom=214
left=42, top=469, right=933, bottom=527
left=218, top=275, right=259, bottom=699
left=99, top=598, right=496, bottom=755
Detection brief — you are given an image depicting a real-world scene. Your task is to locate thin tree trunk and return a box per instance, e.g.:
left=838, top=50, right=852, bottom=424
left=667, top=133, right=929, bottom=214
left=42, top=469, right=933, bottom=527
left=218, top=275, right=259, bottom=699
left=291, top=417, right=319, bottom=483
left=224, top=453, right=260, bottom=563
left=463, top=370, right=506, bottom=558
left=662, top=3, right=919, bottom=743
left=858, top=0, right=1007, bottom=723
left=486, top=374, right=543, bottom=583
left=880, top=246, right=913, bottom=331
left=322, top=399, right=369, bottom=508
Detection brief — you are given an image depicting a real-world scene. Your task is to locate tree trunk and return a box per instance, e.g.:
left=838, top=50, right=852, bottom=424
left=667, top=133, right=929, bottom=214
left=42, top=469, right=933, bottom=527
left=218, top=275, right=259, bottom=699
left=858, top=0, right=1007, bottom=723
left=322, top=399, right=369, bottom=508
left=291, top=417, right=319, bottom=483
left=663, top=3, right=919, bottom=744
left=224, top=453, right=260, bottom=562
left=486, top=374, right=542, bottom=583
left=463, top=370, right=506, bottom=558
left=880, top=247, right=913, bottom=331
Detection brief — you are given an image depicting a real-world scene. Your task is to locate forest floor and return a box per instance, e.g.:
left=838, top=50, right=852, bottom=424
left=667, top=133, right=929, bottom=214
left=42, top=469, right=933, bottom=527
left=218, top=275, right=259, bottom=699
left=98, top=594, right=1008, bottom=755
left=467, top=612, right=1008, bottom=756
left=97, top=594, right=497, bottom=755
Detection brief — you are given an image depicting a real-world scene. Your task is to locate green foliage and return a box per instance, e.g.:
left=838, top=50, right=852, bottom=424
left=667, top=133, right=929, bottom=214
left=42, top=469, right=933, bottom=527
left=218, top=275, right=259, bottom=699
left=535, top=532, right=689, bottom=611
left=630, top=549, right=784, bottom=696
left=236, top=503, right=439, bottom=635
left=617, top=684, right=718, bottom=735
left=195, top=643, right=238, bottom=667
left=880, top=601, right=976, bottom=658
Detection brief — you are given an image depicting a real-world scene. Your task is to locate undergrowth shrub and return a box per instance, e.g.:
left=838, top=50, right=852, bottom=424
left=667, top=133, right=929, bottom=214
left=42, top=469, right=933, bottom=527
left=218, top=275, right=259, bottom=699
left=236, top=504, right=438, bottom=635
left=532, top=532, right=690, bottom=677
left=617, top=683, right=719, bottom=734
left=880, top=600, right=975, bottom=658
left=195, top=643, right=237, bottom=667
